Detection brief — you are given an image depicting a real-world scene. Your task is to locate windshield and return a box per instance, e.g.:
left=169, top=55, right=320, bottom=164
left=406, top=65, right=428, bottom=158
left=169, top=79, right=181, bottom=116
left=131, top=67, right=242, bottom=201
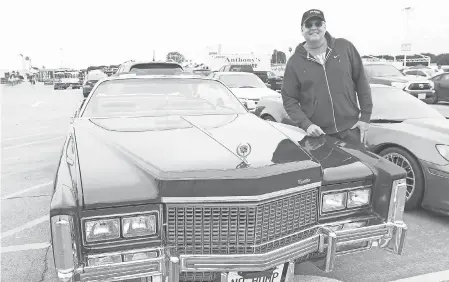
left=81, top=78, right=248, bottom=118
left=219, top=74, right=267, bottom=88
left=371, top=87, right=444, bottom=120
left=365, top=65, right=404, bottom=77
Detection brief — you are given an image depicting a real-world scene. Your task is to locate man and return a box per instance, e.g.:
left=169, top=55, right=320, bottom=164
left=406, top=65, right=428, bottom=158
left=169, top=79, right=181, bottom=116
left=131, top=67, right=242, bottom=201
left=281, top=9, right=373, bottom=147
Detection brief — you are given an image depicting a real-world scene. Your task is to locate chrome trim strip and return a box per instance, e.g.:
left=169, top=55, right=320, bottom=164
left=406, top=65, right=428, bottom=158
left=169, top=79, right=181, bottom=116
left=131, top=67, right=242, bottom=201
left=161, top=181, right=321, bottom=203
left=86, top=247, right=162, bottom=259
left=179, top=235, right=320, bottom=272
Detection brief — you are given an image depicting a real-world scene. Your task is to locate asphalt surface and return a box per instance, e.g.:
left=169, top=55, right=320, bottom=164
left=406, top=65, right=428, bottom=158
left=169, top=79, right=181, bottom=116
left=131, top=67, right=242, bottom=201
left=1, top=83, right=449, bottom=282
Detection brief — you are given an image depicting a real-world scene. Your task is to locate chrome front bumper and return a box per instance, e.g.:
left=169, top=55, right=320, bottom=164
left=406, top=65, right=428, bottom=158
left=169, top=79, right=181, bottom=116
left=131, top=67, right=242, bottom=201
left=62, top=221, right=407, bottom=282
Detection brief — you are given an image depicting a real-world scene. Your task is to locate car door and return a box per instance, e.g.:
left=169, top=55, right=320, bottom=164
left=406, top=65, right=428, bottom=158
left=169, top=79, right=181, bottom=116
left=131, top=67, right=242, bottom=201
left=434, top=74, right=449, bottom=101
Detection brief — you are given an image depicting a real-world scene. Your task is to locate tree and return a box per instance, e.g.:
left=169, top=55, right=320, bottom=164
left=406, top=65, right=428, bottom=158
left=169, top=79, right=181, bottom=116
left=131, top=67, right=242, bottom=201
left=271, top=50, right=286, bottom=64
left=166, top=51, right=185, bottom=63
left=436, top=53, right=449, bottom=65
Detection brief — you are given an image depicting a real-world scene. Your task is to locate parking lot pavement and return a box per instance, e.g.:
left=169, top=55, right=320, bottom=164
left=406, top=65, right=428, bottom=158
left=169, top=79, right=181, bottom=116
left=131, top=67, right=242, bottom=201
left=431, top=102, right=449, bottom=118
left=1, top=83, right=449, bottom=282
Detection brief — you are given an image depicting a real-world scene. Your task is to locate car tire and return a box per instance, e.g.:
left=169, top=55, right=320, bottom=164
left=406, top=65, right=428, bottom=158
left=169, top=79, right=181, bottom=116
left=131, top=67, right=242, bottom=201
left=378, top=146, right=424, bottom=210
left=262, top=114, right=277, bottom=122
left=429, top=94, right=438, bottom=104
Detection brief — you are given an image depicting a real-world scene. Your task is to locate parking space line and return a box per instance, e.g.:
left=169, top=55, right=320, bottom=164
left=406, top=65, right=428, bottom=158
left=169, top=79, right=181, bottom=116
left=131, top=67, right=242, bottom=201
left=31, top=101, right=43, bottom=107
left=1, top=181, right=53, bottom=200
left=2, top=132, right=65, bottom=141
left=1, top=242, right=50, bottom=253
left=3, top=136, right=64, bottom=150
left=0, top=215, right=49, bottom=239
left=389, top=270, right=449, bottom=282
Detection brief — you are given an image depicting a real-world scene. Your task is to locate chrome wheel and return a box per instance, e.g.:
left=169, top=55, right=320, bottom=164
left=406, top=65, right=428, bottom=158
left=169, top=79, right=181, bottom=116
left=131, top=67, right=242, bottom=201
left=383, top=152, right=415, bottom=201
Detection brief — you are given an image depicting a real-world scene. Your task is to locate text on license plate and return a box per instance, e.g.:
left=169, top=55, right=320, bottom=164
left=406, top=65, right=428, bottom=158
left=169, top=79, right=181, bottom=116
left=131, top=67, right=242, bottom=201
left=227, top=264, right=284, bottom=282
left=418, top=93, right=426, bottom=99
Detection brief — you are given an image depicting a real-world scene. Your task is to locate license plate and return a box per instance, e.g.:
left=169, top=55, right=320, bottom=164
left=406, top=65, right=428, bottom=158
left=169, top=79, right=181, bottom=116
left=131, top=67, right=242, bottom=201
left=418, top=93, right=426, bottom=99
left=227, top=264, right=285, bottom=282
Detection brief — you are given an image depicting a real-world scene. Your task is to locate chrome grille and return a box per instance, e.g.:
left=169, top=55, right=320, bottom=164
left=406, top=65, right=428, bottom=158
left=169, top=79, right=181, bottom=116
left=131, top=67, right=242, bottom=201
left=408, top=83, right=431, bottom=90
left=166, top=187, right=319, bottom=255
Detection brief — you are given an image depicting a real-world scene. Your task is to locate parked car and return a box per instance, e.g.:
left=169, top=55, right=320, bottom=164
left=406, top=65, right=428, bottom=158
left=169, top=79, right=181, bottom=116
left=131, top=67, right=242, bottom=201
left=82, top=70, right=109, bottom=97
left=402, top=68, right=438, bottom=78
left=428, top=72, right=449, bottom=103
left=254, top=70, right=283, bottom=91
left=215, top=64, right=254, bottom=73
left=114, top=61, right=184, bottom=75
left=364, top=63, right=437, bottom=104
left=208, top=71, right=279, bottom=112
left=255, top=84, right=449, bottom=212
left=50, top=75, right=407, bottom=282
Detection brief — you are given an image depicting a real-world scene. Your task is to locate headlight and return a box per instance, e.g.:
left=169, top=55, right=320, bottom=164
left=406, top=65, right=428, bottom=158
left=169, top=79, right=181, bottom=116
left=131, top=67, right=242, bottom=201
left=122, top=214, right=157, bottom=238
left=347, top=188, right=371, bottom=208
left=322, top=188, right=371, bottom=213
left=436, top=144, right=449, bottom=162
left=322, top=192, right=346, bottom=212
left=85, top=218, right=120, bottom=242
left=391, top=82, right=407, bottom=89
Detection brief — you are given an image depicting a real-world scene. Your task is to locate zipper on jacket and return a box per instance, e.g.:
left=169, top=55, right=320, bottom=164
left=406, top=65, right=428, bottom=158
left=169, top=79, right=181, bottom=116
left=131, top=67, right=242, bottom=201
left=306, top=48, right=339, bottom=133
left=322, top=64, right=339, bottom=133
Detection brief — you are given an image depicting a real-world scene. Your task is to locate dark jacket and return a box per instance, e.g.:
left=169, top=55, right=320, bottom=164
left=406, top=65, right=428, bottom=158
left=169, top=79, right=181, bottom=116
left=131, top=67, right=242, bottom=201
left=281, top=32, right=373, bottom=134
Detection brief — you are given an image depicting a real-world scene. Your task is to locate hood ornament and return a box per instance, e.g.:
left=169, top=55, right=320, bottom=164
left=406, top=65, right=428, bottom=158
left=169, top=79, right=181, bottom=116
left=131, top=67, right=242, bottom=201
left=236, top=142, right=252, bottom=158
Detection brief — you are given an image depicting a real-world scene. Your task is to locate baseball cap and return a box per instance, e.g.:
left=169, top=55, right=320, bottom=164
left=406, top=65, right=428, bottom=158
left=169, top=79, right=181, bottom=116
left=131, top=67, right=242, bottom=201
left=301, top=9, right=325, bottom=26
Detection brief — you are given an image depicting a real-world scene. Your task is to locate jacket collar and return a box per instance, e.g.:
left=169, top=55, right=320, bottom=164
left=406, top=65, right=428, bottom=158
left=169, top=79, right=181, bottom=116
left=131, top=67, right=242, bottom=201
left=295, top=31, right=336, bottom=58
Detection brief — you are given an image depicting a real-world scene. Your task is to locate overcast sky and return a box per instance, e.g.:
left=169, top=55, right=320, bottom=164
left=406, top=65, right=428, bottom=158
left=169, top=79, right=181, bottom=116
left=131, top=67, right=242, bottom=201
left=1, top=0, right=448, bottom=70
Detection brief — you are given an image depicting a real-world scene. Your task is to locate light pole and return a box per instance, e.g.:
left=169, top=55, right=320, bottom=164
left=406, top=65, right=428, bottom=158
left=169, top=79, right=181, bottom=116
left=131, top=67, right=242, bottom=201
left=402, top=6, right=413, bottom=68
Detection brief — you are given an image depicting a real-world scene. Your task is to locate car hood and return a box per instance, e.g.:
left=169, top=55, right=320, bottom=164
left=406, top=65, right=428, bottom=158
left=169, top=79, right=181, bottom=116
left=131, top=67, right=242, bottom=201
left=400, top=118, right=449, bottom=142
left=230, top=87, right=279, bottom=99
left=372, top=75, right=429, bottom=83
left=74, top=114, right=324, bottom=208
left=268, top=122, right=374, bottom=185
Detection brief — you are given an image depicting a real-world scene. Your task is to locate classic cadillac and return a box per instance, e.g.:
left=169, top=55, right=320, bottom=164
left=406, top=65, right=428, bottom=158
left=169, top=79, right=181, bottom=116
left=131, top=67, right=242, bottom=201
left=50, top=74, right=408, bottom=282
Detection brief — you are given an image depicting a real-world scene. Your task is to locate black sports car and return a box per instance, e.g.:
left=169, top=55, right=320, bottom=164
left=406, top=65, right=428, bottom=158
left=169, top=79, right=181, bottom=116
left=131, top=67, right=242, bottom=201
left=50, top=75, right=407, bottom=282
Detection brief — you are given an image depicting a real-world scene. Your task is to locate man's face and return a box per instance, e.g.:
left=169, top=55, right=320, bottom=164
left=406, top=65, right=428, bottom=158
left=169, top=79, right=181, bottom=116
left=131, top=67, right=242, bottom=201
left=301, top=18, right=326, bottom=43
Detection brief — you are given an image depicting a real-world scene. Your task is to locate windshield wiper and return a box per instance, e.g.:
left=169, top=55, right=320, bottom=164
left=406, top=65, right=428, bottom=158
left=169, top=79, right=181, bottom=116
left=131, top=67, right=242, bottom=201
left=238, top=86, right=256, bottom=88
left=370, top=119, right=403, bottom=123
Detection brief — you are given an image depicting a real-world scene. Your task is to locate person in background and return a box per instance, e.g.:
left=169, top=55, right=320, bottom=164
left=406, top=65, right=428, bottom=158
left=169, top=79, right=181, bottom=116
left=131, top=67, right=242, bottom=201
left=281, top=9, right=373, bottom=148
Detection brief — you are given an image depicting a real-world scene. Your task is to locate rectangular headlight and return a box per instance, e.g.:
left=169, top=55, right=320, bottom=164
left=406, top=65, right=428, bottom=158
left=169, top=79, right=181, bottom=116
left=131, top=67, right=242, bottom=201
left=85, top=218, right=120, bottom=242
left=322, top=192, right=346, bottom=212
left=122, top=214, right=157, bottom=238
left=347, top=188, right=371, bottom=208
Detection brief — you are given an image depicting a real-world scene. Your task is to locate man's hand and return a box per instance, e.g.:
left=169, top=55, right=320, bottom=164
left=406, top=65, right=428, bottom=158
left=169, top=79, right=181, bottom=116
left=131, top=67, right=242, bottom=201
left=351, top=121, right=370, bottom=144
left=306, top=124, right=325, bottom=137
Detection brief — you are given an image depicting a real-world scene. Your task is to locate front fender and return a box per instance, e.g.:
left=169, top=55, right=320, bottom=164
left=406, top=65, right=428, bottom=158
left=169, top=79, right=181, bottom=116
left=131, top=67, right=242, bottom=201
left=367, top=124, right=446, bottom=165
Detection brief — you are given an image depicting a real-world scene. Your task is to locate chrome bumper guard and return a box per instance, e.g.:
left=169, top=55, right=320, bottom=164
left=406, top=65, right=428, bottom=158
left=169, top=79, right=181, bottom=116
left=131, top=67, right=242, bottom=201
left=64, top=221, right=406, bottom=282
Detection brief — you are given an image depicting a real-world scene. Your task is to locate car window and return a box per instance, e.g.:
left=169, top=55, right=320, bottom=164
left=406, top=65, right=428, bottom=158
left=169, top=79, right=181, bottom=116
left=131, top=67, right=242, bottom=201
left=219, top=73, right=267, bottom=88
left=371, top=87, right=445, bottom=120
left=82, top=78, right=247, bottom=118
left=364, top=65, right=404, bottom=77
left=417, top=71, right=427, bottom=77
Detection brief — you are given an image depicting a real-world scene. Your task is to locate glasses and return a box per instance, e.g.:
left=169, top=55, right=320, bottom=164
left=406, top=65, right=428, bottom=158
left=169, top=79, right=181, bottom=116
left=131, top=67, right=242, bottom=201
left=304, top=20, right=323, bottom=28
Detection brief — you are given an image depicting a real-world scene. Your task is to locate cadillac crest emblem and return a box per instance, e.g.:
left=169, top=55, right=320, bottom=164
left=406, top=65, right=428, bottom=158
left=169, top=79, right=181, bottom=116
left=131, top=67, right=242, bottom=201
left=236, top=142, right=252, bottom=158
left=419, top=84, right=424, bottom=89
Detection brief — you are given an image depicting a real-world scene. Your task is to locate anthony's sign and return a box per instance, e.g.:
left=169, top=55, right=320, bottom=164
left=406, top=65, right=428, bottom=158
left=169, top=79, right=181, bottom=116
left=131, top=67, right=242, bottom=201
left=207, top=53, right=270, bottom=71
